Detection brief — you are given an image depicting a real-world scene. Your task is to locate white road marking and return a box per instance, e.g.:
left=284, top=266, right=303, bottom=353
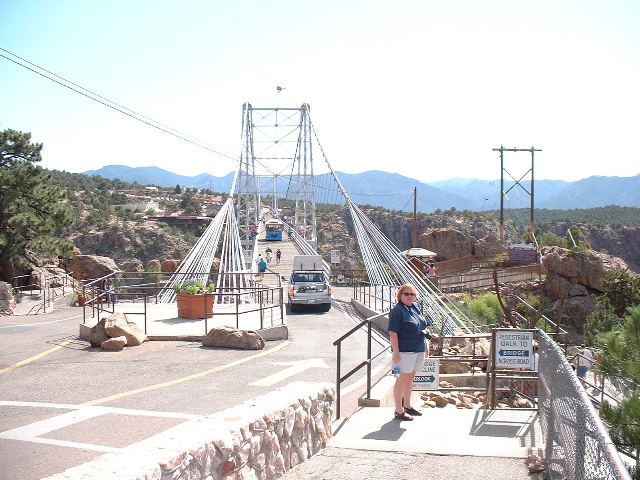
left=0, top=401, right=203, bottom=452
left=0, top=313, right=83, bottom=329
left=249, top=358, right=329, bottom=387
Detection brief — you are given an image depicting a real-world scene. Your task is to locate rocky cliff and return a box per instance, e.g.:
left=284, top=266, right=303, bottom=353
left=315, top=208, right=640, bottom=274
left=65, top=219, right=192, bottom=272
left=543, top=223, right=640, bottom=272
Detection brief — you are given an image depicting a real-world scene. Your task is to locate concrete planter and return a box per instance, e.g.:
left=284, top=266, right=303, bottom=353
left=176, top=292, right=214, bottom=319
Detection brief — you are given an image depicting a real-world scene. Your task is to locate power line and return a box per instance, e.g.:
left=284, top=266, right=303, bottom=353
left=0, top=47, right=236, bottom=160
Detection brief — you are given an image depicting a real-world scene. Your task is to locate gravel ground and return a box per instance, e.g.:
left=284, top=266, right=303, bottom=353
left=278, top=447, right=538, bottom=480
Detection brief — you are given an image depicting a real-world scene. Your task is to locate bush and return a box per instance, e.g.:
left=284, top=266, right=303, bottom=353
left=465, top=293, right=503, bottom=326
left=173, top=280, right=215, bottom=295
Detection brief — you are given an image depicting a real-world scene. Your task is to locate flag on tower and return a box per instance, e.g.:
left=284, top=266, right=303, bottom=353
left=277, top=86, right=286, bottom=93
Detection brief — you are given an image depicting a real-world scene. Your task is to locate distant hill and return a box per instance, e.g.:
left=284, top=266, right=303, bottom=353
left=83, top=166, right=640, bottom=212
left=83, top=165, right=236, bottom=193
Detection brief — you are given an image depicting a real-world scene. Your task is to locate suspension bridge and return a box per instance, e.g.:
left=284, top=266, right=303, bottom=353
left=158, top=103, right=480, bottom=335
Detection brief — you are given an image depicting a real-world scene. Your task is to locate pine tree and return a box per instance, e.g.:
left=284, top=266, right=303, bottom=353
left=0, top=129, right=75, bottom=281
left=597, top=305, right=640, bottom=478
left=602, top=268, right=640, bottom=317
left=584, top=297, right=618, bottom=347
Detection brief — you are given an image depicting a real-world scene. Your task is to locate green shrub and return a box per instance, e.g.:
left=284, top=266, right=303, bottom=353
left=467, top=293, right=503, bottom=326
left=173, top=280, right=215, bottom=295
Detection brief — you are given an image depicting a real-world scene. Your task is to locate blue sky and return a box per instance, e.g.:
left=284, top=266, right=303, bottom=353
left=1, top=0, right=639, bottom=183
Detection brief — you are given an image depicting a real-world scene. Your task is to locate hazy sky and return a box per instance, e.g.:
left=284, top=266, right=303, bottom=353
left=2, top=0, right=639, bottom=184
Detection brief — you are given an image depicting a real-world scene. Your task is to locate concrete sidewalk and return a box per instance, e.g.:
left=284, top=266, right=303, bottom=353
left=280, top=398, right=543, bottom=479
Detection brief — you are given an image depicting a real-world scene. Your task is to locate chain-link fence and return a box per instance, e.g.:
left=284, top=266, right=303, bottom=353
left=538, top=331, right=632, bottom=479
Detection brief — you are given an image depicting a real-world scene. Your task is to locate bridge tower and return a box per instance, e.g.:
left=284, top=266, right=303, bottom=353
left=236, top=103, right=318, bottom=249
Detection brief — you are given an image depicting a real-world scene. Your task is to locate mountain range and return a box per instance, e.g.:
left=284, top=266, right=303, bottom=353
left=83, top=165, right=640, bottom=213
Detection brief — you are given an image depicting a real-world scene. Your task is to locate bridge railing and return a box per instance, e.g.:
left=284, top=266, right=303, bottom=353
left=352, top=280, right=480, bottom=335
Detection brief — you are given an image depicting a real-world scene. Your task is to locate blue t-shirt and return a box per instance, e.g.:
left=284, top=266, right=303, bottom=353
left=388, top=302, right=430, bottom=353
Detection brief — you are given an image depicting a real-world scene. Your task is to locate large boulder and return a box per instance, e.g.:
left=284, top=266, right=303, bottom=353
left=64, top=255, right=120, bottom=280
left=101, top=336, right=127, bottom=351
left=420, top=228, right=475, bottom=261
left=89, top=312, right=147, bottom=348
left=89, top=320, right=110, bottom=347
left=541, top=246, right=607, bottom=292
left=544, top=272, right=588, bottom=300
left=160, top=259, right=179, bottom=273
left=104, top=312, right=148, bottom=346
left=120, top=258, right=143, bottom=272
left=549, top=296, right=598, bottom=343
left=0, top=281, right=16, bottom=316
left=202, top=326, right=265, bottom=350
left=474, top=234, right=507, bottom=257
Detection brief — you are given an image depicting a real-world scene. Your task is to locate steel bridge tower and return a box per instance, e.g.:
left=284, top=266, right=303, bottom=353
left=236, top=103, right=318, bottom=251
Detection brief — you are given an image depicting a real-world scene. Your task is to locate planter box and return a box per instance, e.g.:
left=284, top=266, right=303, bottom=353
left=176, top=292, right=214, bottom=319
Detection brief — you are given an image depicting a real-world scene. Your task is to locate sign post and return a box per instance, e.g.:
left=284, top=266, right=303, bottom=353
left=330, top=250, right=341, bottom=264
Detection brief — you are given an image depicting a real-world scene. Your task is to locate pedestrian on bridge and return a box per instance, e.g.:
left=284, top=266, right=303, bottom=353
left=389, top=283, right=433, bottom=421
left=427, top=263, right=437, bottom=277
left=276, top=248, right=281, bottom=265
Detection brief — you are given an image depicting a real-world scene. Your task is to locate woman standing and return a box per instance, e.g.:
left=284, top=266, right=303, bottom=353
left=389, top=283, right=433, bottom=421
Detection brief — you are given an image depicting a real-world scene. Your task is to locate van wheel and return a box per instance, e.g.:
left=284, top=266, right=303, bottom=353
left=321, top=303, right=331, bottom=312
left=289, top=304, right=298, bottom=312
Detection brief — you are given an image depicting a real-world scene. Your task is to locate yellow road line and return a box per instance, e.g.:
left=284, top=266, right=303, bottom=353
left=82, top=340, right=291, bottom=406
left=0, top=339, right=74, bottom=374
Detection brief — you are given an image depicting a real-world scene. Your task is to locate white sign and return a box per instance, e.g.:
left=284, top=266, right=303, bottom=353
left=495, top=330, right=534, bottom=369
left=330, top=250, right=341, bottom=264
left=413, top=358, right=439, bottom=390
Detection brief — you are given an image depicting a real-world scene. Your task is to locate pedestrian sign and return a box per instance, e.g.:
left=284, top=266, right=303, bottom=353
left=413, top=358, right=439, bottom=390
left=494, top=330, right=534, bottom=370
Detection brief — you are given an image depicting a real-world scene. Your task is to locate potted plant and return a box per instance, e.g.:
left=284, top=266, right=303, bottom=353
left=173, top=280, right=216, bottom=319
left=75, top=283, right=87, bottom=306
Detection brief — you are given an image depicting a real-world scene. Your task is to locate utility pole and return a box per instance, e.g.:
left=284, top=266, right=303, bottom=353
left=413, top=187, right=418, bottom=247
left=492, top=145, right=541, bottom=243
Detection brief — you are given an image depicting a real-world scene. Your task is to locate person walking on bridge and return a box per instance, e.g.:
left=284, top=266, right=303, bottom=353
left=388, top=283, right=433, bottom=421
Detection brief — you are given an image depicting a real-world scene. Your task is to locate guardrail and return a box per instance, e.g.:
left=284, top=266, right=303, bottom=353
left=538, top=331, right=632, bottom=479
left=433, top=263, right=545, bottom=292
left=333, top=313, right=390, bottom=419
left=81, top=271, right=285, bottom=334
left=10, top=271, right=75, bottom=314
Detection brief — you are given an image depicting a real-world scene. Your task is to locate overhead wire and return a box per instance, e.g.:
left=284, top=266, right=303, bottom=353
left=0, top=47, right=236, bottom=160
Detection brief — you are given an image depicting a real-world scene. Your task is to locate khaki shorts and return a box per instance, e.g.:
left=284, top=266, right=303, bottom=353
left=394, top=352, right=426, bottom=374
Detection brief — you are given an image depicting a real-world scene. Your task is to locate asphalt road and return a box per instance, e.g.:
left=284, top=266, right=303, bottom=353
left=0, top=292, right=390, bottom=480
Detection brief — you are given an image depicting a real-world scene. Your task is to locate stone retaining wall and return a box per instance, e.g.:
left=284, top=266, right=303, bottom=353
left=42, top=382, right=335, bottom=480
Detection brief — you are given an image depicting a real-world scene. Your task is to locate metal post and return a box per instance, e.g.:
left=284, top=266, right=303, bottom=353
left=530, top=147, right=536, bottom=240
left=366, top=321, right=372, bottom=399
left=499, top=146, right=504, bottom=243
left=488, top=329, right=497, bottom=409
left=413, top=186, right=418, bottom=247
left=259, top=288, right=264, bottom=330
left=336, top=343, right=342, bottom=419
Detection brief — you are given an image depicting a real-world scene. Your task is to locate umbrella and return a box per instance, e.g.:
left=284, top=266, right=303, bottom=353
left=400, top=247, right=437, bottom=258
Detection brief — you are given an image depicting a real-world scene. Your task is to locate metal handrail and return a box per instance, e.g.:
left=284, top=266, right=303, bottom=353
left=333, top=312, right=389, bottom=420
left=81, top=271, right=285, bottom=334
